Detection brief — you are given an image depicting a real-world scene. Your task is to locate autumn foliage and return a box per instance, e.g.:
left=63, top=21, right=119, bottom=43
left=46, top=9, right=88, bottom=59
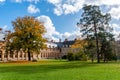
left=6, top=16, right=47, bottom=61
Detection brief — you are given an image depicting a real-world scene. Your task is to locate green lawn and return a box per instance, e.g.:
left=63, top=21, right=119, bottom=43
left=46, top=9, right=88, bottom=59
left=0, top=60, right=120, bottom=80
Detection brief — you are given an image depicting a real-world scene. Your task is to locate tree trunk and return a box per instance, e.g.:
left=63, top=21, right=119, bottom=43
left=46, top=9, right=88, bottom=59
left=91, top=54, right=94, bottom=63
left=94, top=22, right=100, bottom=63
left=103, top=53, right=106, bottom=63
left=28, top=48, right=31, bottom=61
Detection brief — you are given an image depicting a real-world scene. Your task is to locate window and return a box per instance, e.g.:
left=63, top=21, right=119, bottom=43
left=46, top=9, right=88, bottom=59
left=66, top=45, right=68, bottom=48
left=49, top=45, right=51, bottom=48
left=68, top=45, right=70, bottom=47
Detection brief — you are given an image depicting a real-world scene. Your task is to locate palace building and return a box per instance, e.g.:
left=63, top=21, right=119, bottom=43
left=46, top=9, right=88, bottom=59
left=0, top=33, right=80, bottom=61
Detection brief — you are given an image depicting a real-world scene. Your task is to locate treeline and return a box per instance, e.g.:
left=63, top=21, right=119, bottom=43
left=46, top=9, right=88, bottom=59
left=64, top=5, right=116, bottom=63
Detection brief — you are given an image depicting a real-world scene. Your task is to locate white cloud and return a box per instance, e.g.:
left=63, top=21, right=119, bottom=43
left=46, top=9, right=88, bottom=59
left=47, top=0, right=99, bottom=16
left=61, top=30, right=81, bottom=40
left=0, top=25, right=8, bottom=31
left=47, top=0, right=120, bottom=17
left=36, top=15, right=82, bottom=41
left=47, top=0, right=61, bottom=4
left=63, top=0, right=84, bottom=15
left=62, top=32, right=71, bottom=38
left=84, top=0, right=120, bottom=6
left=3, top=25, right=8, bottom=31
left=46, top=0, right=93, bottom=16
left=27, top=4, right=40, bottom=14
left=112, top=24, right=120, bottom=29
left=84, top=0, right=100, bottom=6
left=109, top=23, right=120, bottom=39
left=14, top=0, right=22, bottom=3
left=109, top=6, right=120, bottom=20
left=0, top=0, right=5, bottom=2
left=54, top=4, right=63, bottom=16
left=53, top=0, right=84, bottom=16
left=36, top=15, right=60, bottom=41
left=14, top=0, right=40, bottom=3
left=47, top=0, right=63, bottom=16
left=26, top=0, right=39, bottom=3
left=100, top=0, right=120, bottom=6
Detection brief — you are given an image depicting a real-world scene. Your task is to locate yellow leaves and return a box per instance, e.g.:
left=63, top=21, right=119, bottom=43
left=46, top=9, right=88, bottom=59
left=71, top=39, right=88, bottom=49
left=26, top=27, right=32, bottom=32
left=35, top=26, right=39, bottom=30
left=7, top=16, right=47, bottom=50
left=12, top=16, right=46, bottom=36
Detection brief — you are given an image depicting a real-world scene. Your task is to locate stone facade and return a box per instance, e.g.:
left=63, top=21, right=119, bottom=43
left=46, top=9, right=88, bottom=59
left=60, top=48, right=80, bottom=57
left=56, top=39, right=80, bottom=57
left=0, top=40, right=60, bottom=61
left=0, top=48, right=60, bottom=61
left=0, top=41, right=6, bottom=61
left=0, top=38, right=80, bottom=61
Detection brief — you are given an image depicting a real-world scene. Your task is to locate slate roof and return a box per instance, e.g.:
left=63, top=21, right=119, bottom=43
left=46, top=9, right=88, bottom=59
left=55, top=40, right=76, bottom=48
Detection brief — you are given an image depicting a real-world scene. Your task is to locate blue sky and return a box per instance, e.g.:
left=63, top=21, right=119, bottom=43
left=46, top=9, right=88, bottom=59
left=0, top=0, right=120, bottom=41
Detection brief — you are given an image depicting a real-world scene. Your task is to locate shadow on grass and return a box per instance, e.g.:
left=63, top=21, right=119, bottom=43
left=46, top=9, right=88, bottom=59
left=0, top=61, right=97, bottom=74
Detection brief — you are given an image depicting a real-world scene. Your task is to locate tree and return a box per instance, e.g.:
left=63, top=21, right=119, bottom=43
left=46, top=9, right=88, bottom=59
left=99, top=29, right=115, bottom=62
left=6, top=16, right=47, bottom=61
left=77, top=5, right=111, bottom=63
left=85, top=38, right=96, bottom=63
left=71, top=38, right=87, bottom=49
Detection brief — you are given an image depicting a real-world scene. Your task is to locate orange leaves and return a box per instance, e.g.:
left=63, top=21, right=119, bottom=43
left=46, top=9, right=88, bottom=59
left=26, top=27, right=32, bottom=32
left=35, top=26, right=39, bottom=30
left=6, top=16, right=47, bottom=51
left=71, top=39, right=88, bottom=49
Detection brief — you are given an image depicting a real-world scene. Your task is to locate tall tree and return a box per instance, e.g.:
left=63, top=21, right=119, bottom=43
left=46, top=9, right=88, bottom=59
left=6, top=16, right=47, bottom=61
left=77, top=5, right=111, bottom=63
left=99, top=28, right=114, bottom=62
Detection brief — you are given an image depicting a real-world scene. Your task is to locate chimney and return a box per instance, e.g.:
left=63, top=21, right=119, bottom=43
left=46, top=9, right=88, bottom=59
left=59, top=39, right=61, bottom=42
left=5, top=30, right=11, bottom=34
left=51, top=40, right=53, bottom=43
left=74, top=38, right=77, bottom=41
left=65, top=38, right=68, bottom=42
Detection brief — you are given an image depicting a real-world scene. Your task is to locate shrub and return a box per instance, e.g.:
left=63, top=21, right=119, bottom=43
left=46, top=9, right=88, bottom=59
left=66, top=50, right=88, bottom=61
left=81, top=54, right=88, bottom=61
left=67, top=52, right=75, bottom=61
left=62, top=55, right=67, bottom=59
left=74, top=50, right=88, bottom=61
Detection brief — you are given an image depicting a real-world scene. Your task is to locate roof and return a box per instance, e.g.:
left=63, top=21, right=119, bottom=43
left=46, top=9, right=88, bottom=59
left=55, top=40, right=76, bottom=48
left=45, top=41, right=57, bottom=48
left=62, top=40, right=75, bottom=45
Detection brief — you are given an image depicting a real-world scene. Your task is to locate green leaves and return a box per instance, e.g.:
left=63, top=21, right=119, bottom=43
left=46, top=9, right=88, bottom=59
left=6, top=16, right=47, bottom=54
left=77, top=5, right=114, bottom=62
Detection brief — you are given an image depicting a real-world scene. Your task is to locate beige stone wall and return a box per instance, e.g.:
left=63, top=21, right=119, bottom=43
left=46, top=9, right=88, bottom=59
left=0, top=47, right=60, bottom=61
left=60, top=48, right=80, bottom=57
left=0, top=41, right=80, bottom=61
left=0, top=41, right=6, bottom=61
left=32, top=48, right=60, bottom=60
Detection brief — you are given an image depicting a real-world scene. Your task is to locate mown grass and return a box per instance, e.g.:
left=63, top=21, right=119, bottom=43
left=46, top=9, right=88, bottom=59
left=0, top=60, right=120, bottom=80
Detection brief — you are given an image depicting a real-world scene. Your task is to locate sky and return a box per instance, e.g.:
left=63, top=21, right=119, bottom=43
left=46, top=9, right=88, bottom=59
left=0, top=0, right=120, bottom=42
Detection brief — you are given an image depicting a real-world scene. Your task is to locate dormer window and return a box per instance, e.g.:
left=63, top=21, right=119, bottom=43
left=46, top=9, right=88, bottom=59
left=66, top=45, right=68, bottom=48
left=49, top=45, right=51, bottom=48
left=68, top=45, right=70, bottom=48
left=53, top=46, right=54, bottom=48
